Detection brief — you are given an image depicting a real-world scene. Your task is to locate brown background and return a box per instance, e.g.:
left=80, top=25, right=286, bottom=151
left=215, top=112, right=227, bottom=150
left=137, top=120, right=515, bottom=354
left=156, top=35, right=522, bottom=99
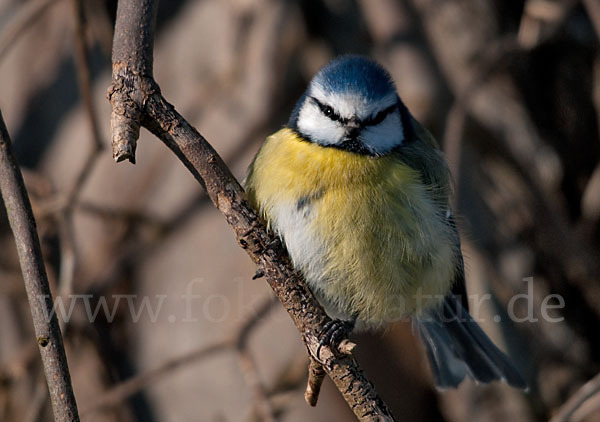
left=1, top=0, right=599, bottom=420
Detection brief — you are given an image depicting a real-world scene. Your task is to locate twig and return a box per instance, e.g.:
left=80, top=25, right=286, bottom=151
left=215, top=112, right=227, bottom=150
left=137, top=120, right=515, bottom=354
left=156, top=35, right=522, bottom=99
left=25, top=377, right=50, bottom=422
left=107, top=1, right=393, bottom=420
left=56, top=214, right=76, bottom=330
left=0, top=0, right=66, bottom=63
left=83, top=297, right=277, bottom=417
left=441, top=36, right=518, bottom=205
left=53, top=0, right=106, bottom=304
left=0, top=110, right=80, bottom=421
left=236, top=296, right=279, bottom=348
left=69, top=0, right=104, bottom=201
left=550, top=372, right=600, bottom=422
left=305, top=357, right=326, bottom=407
left=267, top=351, right=310, bottom=398
left=237, top=349, right=276, bottom=422
left=235, top=298, right=279, bottom=422
left=0, top=7, right=107, bottom=411
left=76, top=200, right=167, bottom=228
left=109, top=0, right=157, bottom=164
left=80, top=340, right=231, bottom=416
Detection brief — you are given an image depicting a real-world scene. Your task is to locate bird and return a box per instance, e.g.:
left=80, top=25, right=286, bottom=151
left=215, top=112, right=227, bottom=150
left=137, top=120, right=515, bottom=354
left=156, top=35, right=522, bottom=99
left=244, top=55, right=526, bottom=389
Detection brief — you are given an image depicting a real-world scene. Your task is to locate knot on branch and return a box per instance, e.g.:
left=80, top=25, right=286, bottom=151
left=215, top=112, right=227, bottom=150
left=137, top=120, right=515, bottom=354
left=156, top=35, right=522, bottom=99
left=107, top=63, right=160, bottom=163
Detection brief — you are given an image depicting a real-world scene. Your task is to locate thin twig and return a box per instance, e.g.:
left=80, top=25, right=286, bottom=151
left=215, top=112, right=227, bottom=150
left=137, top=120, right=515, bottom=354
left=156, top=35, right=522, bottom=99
left=0, top=0, right=66, bottom=63
left=550, top=372, right=600, bottom=422
left=305, top=357, right=326, bottom=407
left=0, top=110, right=80, bottom=421
left=80, top=340, right=231, bottom=416
left=25, top=377, right=50, bottom=422
left=267, top=351, right=310, bottom=399
left=54, top=0, right=106, bottom=303
left=72, top=0, right=103, bottom=152
left=38, top=0, right=108, bottom=352
left=442, top=37, right=518, bottom=205
left=0, top=7, right=107, bottom=409
left=83, top=297, right=278, bottom=417
left=68, top=0, right=104, bottom=204
left=76, top=200, right=167, bottom=228
left=109, top=0, right=157, bottom=164
left=235, top=298, right=279, bottom=422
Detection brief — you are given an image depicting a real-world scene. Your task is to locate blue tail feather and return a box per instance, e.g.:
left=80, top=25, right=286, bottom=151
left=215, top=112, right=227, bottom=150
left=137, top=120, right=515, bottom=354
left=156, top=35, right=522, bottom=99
left=415, top=294, right=527, bottom=390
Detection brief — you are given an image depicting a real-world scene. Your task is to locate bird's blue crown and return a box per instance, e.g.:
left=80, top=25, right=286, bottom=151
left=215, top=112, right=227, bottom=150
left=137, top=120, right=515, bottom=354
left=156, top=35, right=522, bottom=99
left=311, top=55, right=396, bottom=101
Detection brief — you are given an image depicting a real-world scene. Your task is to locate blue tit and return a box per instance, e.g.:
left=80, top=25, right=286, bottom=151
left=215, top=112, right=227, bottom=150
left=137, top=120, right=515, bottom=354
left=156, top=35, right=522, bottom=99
left=245, top=55, right=526, bottom=389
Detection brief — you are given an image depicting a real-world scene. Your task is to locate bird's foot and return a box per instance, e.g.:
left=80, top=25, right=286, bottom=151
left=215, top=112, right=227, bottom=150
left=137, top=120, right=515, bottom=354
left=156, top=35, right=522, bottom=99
left=317, top=319, right=356, bottom=360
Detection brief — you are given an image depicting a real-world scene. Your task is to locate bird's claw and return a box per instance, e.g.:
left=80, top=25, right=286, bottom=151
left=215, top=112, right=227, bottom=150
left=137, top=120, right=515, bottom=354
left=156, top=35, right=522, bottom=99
left=316, top=319, right=355, bottom=361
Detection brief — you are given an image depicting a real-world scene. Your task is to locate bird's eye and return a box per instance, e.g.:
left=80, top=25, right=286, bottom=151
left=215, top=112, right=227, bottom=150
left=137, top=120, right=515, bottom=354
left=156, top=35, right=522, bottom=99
left=323, top=106, right=339, bottom=121
left=372, top=110, right=387, bottom=125
left=311, top=97, right=340, bottom=122
left=364, top=103, right=398, bottom=126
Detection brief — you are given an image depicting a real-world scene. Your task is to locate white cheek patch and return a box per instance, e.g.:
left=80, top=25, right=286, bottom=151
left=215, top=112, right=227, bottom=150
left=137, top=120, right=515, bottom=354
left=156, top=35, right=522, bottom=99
left=297, top=101, right=345, bottom=145
left=360, top=112, right=404, bottom=155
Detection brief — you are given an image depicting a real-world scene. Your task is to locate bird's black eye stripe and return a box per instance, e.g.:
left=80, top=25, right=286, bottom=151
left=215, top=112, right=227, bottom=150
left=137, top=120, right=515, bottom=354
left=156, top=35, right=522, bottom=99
left=363, top=103, right=398, bottom=126
left=310, top=97, right=340, bottom=122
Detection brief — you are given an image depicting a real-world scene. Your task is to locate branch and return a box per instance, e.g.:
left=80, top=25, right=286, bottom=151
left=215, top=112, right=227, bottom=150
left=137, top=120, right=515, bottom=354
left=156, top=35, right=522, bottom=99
left=0, top=110, right=80, bottom=421
left=0, top=0, right=65, bottom=63
left=234, top=297, right=279, bottom=422
left=305, top=357, right=326, bottom=406
left=54, top=0, right=106, bottom=304
left=110, top=0, right=157, bottom=163
left=69, top=0, right=104, bottom=201
left=550, top=372, right=600, bottom=422
left=107, top=0, right=393, bottom=420
left=82, top=297, right=277, bottom=418
left=81, top=340, right=231, bottom=416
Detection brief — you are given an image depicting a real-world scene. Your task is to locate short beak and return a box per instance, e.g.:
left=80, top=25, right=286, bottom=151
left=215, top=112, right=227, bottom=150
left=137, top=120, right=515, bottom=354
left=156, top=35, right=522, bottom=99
left=345, top=118, right=361, bottom=139
left=346, top=118, right=361, bottom=130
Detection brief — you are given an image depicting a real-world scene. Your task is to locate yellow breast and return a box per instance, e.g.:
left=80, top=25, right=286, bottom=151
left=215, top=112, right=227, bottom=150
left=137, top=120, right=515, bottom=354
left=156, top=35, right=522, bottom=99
left=245, top=129, right=458, bottom=324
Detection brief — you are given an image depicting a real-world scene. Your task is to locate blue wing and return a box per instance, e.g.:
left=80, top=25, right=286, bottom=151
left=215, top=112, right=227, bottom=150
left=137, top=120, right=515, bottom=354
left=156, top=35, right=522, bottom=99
left=414, top=211, right=527, bottom=389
